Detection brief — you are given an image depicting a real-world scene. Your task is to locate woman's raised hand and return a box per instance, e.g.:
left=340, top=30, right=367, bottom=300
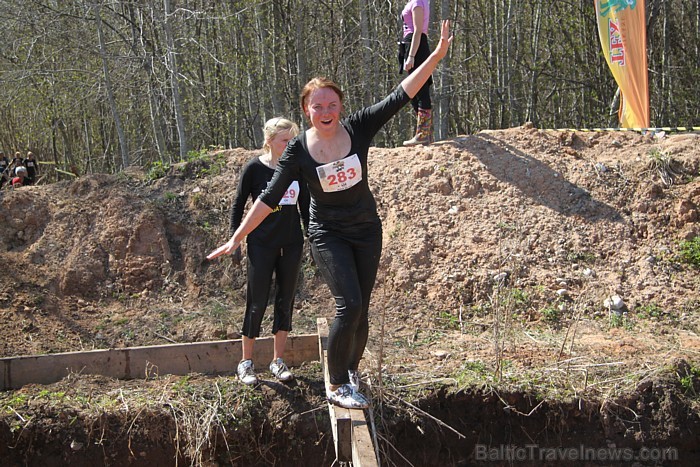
left=435, top=20, right=453, bottom=60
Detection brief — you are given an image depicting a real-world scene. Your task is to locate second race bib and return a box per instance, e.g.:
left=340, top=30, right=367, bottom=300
left=279, top=180, right=300, bottom=205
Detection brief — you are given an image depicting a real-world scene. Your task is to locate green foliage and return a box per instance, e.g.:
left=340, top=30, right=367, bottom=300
left=185, top=149, right=209, bottom=162
left=510, top=288, right=529, bottom=306
left=678, top=237, right=700, bottom=268
left=497, top=222, right=517, bottom=231
left=678, top=365, right=700, bottom=396
left=453, top=360, right=491, bottom=387
left=4, top=394, right=28, bottom=409
left=566, top=250, right=596, bottom=264
left=609, top=312, right=633, bottom=330
left=172, top=376, right=193, bottom=394
left=113, top=317, right=129, bottom=326
left=636, top=303, right=663, bottom=319
left=437, top=310, right=459, bottom=330
left=146, top=160, right=170, bottom=182
left=541, top=306, right=560, bottom=323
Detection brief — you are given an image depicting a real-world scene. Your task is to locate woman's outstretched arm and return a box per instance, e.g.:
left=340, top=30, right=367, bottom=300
left=207, top=199, right=273, bottom=260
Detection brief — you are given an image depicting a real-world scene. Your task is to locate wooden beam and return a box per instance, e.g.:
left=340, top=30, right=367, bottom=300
left=351, top=409, right=379, bottom=467
left=0, top=334, right=318, bottom=390
left=317, top=318, right=353, bottom=462
left=317, top=318, right=379, bottom=466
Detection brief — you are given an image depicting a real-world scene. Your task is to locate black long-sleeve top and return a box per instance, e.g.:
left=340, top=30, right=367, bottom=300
left=259, top=85, right=410, bottom=238
left=230, top=156, right=309, bottom=248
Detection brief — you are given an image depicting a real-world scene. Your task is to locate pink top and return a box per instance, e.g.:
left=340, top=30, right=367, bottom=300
left=402, top=0, right=430, bottom=38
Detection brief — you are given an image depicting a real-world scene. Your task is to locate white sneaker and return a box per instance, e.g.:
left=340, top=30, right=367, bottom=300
left=326, top=384, right=369, bottom=409
left=237, top=359, right=258, bottom=385
left=348, top=370, right=361, bottom=391
left=270, top=358, right=294, bottom=382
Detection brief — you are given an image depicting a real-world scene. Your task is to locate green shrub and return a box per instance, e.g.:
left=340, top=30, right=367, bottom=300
left=146, top=160, right=170, bottom=181
left=678, top=237, right=700, bottom=268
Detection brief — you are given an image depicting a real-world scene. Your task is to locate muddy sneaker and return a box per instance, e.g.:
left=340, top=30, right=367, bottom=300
left=326, top=384, right=370, bottom=409
left=269, top=358, right=294, bottom=382
left=237, top=359, right=258, bottom=385
left=348, top=370, right=361, bottom=392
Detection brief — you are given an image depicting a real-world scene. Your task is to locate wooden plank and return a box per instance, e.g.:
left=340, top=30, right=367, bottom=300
left=317, top=317, right=380, bottom=467
left=317, top=318, right=352, bottom=462
left=0, top=334, right=318, bottom=390
left=331, top=404, right=353, bottom=462
left=351, top=410, right=379, bottom=467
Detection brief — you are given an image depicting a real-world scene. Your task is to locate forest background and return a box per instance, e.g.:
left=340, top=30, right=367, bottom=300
left=0, top=0, right=698, bottom=181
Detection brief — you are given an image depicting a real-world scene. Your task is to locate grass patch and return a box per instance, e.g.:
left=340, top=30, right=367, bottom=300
left=636, top=302, right=664, bottom=319
left=566, top=250, right=596, bottom=263
left=678, top=365, right=700, bottom=396
left=541, top=306, right=561, bottom=324
left=646, top=149, right=681, bottom=187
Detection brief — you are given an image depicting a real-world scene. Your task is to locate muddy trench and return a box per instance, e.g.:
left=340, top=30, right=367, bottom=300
left=1, top=375, right=698, bottom=467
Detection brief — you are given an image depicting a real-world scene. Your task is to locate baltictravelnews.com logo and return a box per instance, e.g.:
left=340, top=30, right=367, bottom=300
left=473, top=444, right=678, bottom=463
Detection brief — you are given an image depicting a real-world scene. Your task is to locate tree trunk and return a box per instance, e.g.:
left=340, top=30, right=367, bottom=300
left=163, top=0, right=188, bottom=159
left=96, top=4, right=129, bottom=169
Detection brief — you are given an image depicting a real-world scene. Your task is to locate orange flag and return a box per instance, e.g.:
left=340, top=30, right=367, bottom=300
left=595, top=0, right=650, bottom=128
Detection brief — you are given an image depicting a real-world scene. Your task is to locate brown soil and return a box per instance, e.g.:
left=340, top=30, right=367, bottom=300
left=1, top=126, right=699, bottom=465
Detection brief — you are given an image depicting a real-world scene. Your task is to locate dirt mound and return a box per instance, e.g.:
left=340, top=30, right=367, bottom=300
left=1, top=126, right=699, bottom=464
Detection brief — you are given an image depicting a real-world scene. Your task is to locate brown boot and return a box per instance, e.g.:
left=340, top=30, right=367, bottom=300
left=403, top=108, right=433, bottom=146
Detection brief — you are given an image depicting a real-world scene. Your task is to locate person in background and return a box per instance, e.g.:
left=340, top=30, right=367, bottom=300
left=10, top=152, right=22, bottom=176
left=228, top=117, right=309, bottom=386
left=399, top=0, right=433, bottom=146
left=208, top=21, right=453, bottom=409
left=22, top=151, right=39, bottom=185
left=0, top=152, right=9, bottom=189
left=11, top=166, right=27, bottom=188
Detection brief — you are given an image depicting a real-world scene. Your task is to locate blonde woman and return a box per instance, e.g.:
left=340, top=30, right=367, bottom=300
left=227, top=117, right=309, bottom=385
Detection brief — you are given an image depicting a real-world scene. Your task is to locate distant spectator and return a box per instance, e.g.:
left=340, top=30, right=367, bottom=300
left=10, top=151, right=22, bottom=176
left=0, top=151, right=9, bottom=188
left=22, top=151, right=39, bottom=185
left=11, top=166, right=27, bottom=188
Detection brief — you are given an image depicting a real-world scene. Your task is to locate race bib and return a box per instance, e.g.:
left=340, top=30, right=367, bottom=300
left=316, top=154, right=362, bottom=193
left=279, top=180, right=300, bottom=205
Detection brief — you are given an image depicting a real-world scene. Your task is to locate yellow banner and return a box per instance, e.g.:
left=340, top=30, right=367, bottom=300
left=595, top=0, right=649, bottom=128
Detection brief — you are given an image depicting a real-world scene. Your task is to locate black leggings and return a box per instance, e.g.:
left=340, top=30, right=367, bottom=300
left=311, top=229, right=382, bottom=385
left=241, top=242, right=303, bottom=338
left=403, top=33, right=432, bottom=112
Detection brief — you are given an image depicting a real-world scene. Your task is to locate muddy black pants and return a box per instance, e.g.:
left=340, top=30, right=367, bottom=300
left=242, top=242, right=303, bottom=338
left=311, top=229, right=382, bottom=385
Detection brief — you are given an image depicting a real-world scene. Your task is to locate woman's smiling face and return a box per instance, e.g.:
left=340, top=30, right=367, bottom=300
left=305, top=87, right=342, bottom=132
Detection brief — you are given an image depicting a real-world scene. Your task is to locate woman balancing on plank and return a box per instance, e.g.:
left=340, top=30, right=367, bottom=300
left=208, top=20, right=453, bottom=409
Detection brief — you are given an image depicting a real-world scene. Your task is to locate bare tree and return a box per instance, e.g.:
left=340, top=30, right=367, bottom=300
left=163, top=0, right=188, bottom=159
left=95, top=3, right=129, bottom=168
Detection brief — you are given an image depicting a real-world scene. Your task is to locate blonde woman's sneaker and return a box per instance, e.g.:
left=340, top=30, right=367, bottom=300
left=348, top=370, right=361, bottom=391
left=270, top=358, right=294, bottom=382
left=237, top=359, right=258, bottom=385
left=326, top=384, right=369, bottom=409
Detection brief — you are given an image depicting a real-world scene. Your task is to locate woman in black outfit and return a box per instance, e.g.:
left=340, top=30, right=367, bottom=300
left=209, top=20, right=452, bottom=409
left=229, top=117, right=309, bottom=386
